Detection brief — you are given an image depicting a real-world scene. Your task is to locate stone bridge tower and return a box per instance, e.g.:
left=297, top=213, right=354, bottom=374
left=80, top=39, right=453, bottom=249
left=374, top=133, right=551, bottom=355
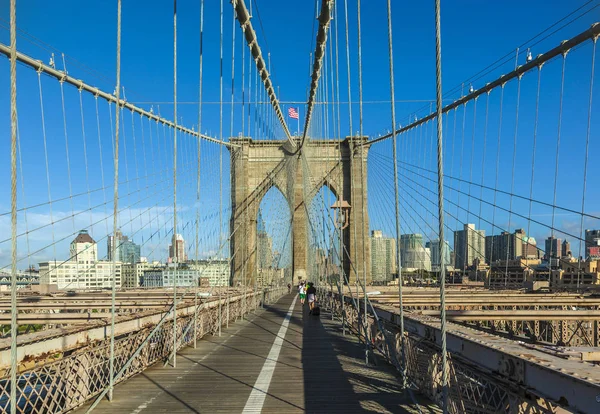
left=229, top=137, right=370, bottom=287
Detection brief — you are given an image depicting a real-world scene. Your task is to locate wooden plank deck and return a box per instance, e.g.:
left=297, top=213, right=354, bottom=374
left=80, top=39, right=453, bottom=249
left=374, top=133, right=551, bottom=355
left=76, top=294, right=438, bottom=413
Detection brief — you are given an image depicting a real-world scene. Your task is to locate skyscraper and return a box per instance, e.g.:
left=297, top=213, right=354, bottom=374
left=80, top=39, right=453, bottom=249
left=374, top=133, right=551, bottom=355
left=169, top=234, right=187, bottom=263
left=561, top=239, right=571, bottom=258
left=426, top=239, right=451, bottom=271
left=400, top=234, right=431, bottom=271
left=107, top=230, right=141, bottom=264
left=371, top=230, right=397, bottom=283
left=522, top=236, right=540, bottom=259
left=485, top=229, right=525, bottom=263
left=454, top=224, right=485, bottom=270
left=544, top=236, right=561, bottom=260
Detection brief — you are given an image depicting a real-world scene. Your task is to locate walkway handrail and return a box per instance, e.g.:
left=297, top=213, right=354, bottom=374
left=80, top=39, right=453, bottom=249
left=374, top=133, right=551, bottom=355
left=0, top=287, right=286, bottom=414
left=330, top=291, right=600, bottom=413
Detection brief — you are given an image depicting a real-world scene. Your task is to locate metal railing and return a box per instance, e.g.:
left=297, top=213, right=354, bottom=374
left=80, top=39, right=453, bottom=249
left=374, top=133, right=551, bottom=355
left=0, top=287, right=286, bottom=414
left=325, top=290, right=600, bottom=414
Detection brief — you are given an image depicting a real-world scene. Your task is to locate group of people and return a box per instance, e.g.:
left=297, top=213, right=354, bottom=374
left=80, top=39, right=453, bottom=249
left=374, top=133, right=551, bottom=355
left=285, top=280, right=318, bottom=314
left=298, top=280, right=318, bottom=314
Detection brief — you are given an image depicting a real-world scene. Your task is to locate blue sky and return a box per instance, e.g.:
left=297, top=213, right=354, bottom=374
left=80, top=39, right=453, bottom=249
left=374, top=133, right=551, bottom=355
left=0, top=0, right=598, bottom=269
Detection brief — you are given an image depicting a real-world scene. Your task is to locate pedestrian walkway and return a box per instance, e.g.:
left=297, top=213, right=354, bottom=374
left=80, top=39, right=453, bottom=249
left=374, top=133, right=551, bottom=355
left=77, top=293, right=437, bottom=413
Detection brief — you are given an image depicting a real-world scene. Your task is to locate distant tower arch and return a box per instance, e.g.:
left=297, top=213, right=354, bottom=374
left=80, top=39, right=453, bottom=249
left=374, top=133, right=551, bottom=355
left=229, top=137, right=370, bottom=287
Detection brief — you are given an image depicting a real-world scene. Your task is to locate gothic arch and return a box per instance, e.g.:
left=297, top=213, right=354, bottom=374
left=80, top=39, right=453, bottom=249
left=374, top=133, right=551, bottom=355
left=229, top=137, right=370, bottom=286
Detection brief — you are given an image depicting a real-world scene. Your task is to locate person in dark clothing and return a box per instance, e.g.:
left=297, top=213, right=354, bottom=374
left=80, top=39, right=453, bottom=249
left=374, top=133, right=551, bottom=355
left=306, top=282, right=317, bottom=314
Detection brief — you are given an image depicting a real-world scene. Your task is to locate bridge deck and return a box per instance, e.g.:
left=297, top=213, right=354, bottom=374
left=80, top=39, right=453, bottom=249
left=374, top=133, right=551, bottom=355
left=77, top=294, right=436, bottom=413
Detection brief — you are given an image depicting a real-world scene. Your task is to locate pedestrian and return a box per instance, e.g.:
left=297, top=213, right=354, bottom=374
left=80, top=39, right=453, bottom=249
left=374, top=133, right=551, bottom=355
left=306, top=282, right=317, bottom=314
left=299, top=282, right=306, bottom=305
left=287, top=283, right=291, bottom=294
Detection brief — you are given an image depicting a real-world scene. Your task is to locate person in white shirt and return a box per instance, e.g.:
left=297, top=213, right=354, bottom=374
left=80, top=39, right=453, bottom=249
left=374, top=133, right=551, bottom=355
left=298, top=282, right=306, bottom=304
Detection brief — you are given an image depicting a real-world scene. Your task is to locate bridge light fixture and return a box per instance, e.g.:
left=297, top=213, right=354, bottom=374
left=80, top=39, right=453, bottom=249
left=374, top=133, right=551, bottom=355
left=526, top=48, right=533, bottom=62
left=331, top=198, right=351, bottom=230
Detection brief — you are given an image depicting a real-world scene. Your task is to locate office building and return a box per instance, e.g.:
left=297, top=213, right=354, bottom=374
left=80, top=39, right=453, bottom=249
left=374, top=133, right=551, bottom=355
left=169, top=234, right=187, bottom=263
left=162, top=267, right=200, bottom=287
left=140, top=270, right=163, bottom=288
left=426, top=239, right=451, bottom=272
left=544, top=236, right=562, bottom=260
left=562, top=240, right=571, bottom=258
left=107, top=230, right=141, bottom=264
left=454, top=224, right=485, bottom=270
left=585, top=229, right=600, bottom=259
left=485, top=229, right=525, bottom=263
left=188, top=259, right=230, bottom=287
left=371, top=230, right=397, bottom=283
left=551, top=258, right=600, bottom=287
left=400, top=234, right=431, bottom=271
left=486, top=258, right=540, bottom=289
left=39, top=230, right=122, bottom=290
left=522, top=236, right=540, bottom=259
left=122, top=258, right=164, bottom=287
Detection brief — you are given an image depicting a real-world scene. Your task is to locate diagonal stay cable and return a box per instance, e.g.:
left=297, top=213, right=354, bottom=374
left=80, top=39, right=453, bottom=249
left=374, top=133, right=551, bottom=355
left=232, top=0, right=293, bottom=144
left=299, top=0, right=335, bottom=150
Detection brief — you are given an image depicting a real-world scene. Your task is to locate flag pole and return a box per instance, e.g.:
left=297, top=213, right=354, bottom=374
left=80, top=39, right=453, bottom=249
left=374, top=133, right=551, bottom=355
left=298, top=106, right=300, bottom=136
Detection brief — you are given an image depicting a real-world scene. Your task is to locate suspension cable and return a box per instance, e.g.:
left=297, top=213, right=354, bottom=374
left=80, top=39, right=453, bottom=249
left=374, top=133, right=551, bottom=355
left=194, top=0, right=204, bottom=349
left=232, top=0, right=293, bottom=144
left=433, top=0, right=448, bottom=411
left=300, top=0, right=335, bottom=149
left=577, top=37, right=596, bottom=282
left=355, top=0, right=370, bottom=365
left=526, top=67, right=542, bottom=271
left=108, top=0, right=122, bottom=401
left=9, top=0, right=18, bottom=410
left=550, top=54, right=567, bottom=265
left=367, top=23, right=600, bottom=146
left=385, top=0, right=407, bottom=386
left=172, top=0, right=178, bottom=368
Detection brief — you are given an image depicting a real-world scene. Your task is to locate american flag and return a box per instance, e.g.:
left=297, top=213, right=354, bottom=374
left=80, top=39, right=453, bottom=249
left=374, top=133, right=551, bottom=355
left=288, top=107, right=299, bottom=119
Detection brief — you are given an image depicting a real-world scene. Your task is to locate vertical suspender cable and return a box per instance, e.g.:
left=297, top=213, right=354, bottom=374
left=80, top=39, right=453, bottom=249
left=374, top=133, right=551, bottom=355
left=433, top=0, right=449, bottom=412
left=526, top=68, right=541, bottom=268
left=343, top=0, right=360, bottom=331
left=241, top=9, right=247, bottom=315
left=228, top=0, right=237, bottom=328
left=385, top=0, right=406, bottom=387
left=9, top=0, right=18, bottom=411
left=334, top=1, right=346, bottom=335
left=219, top=0, right=224, bottom=336
left=577, top=37, right=596, bottom=282
left=505, top=77, right=522, bottom=284
left=172, top=0, right=178, bottom=369
left=356, top=0, right=369, bottom=365
left=242, top=16, right=245, bottom=138
left=194, top=0, right=204, bottom=349
left=109, top=0, right=122, bottom=402
left=550, top=55, right=566, bottom=268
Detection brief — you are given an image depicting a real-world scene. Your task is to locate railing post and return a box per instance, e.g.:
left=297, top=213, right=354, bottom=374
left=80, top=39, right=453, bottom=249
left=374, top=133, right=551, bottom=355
left=218, top=289, right=222, bottom=337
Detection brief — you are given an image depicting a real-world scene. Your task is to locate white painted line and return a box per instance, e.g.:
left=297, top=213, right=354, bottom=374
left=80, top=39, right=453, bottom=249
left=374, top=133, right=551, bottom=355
left=131, top=316, right=254, bottom=413
left=242, top=296, right=298, bottom=413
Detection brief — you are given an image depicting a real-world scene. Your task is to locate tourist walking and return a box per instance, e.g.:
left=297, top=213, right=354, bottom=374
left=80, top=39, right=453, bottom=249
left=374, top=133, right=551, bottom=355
left=306, top=282, right=317, bottom=314
left=298, top=282, right=306, bottom=305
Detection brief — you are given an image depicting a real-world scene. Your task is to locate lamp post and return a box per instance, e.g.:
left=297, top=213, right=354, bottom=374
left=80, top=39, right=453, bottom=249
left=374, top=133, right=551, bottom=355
left=331, top=197, right=351, bottom=335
